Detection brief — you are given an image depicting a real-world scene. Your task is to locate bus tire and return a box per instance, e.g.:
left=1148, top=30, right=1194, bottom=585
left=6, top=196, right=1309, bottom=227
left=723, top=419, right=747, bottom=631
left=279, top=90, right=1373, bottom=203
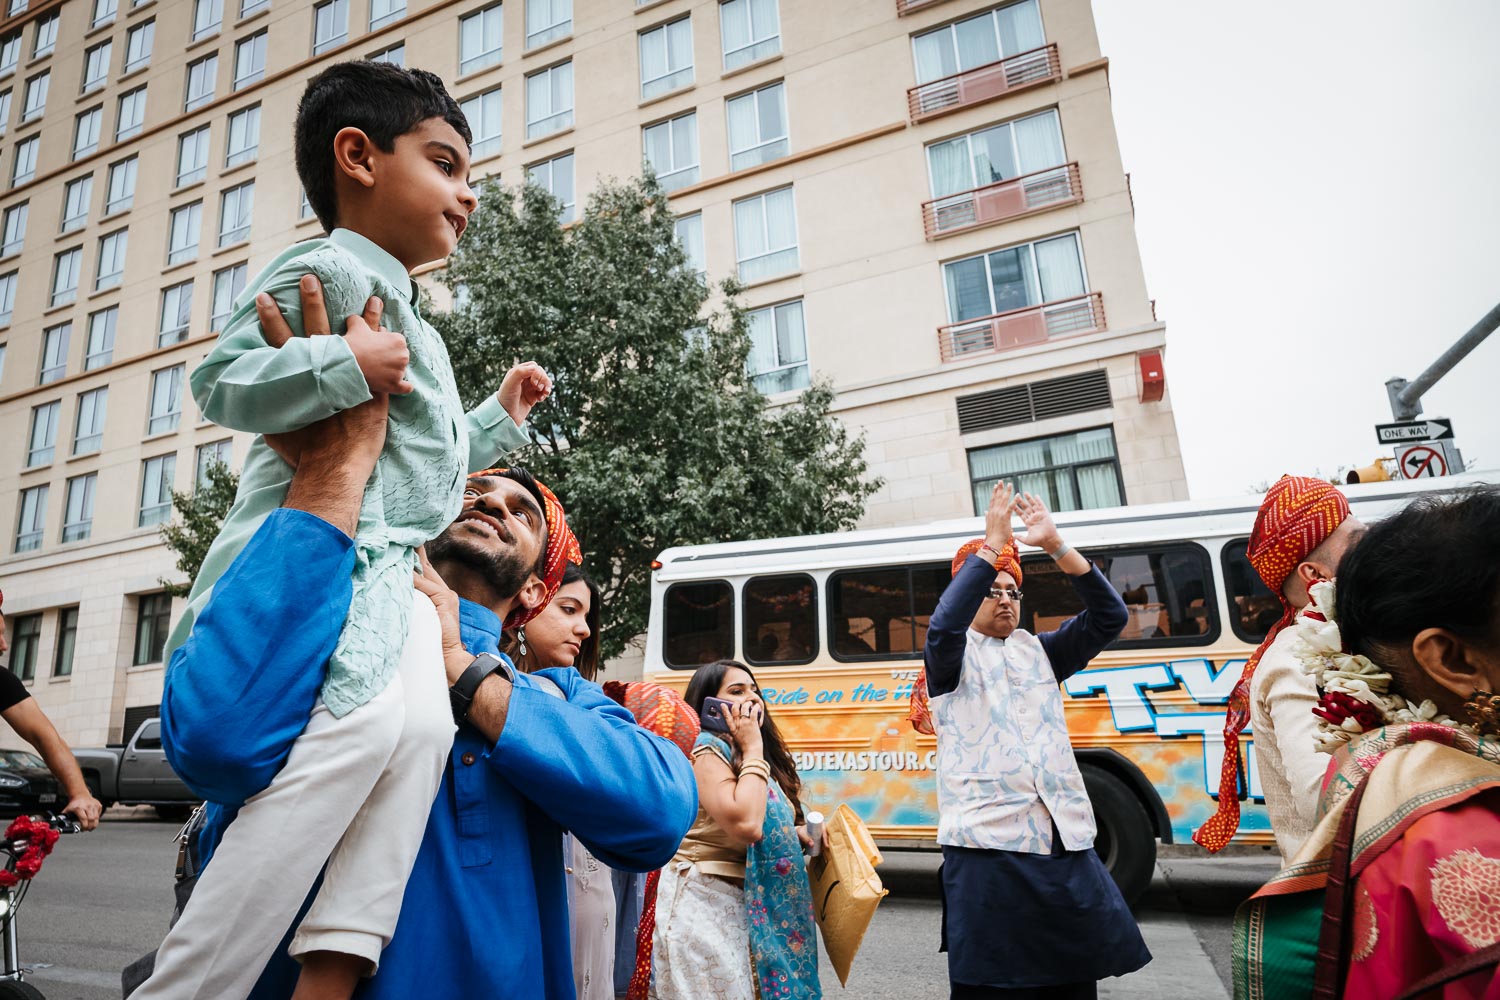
left=1080, top=763, right=1156, bottom=907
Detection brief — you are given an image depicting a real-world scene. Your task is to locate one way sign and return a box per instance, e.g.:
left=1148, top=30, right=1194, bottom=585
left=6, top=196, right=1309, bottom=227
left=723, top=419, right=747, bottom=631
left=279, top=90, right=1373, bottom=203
left=1375, top=418, right=1454, bottom=445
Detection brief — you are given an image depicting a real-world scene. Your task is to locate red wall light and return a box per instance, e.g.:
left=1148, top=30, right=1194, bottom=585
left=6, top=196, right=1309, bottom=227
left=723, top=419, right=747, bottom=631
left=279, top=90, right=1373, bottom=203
left=1137, top=350, right=1165, bottom=403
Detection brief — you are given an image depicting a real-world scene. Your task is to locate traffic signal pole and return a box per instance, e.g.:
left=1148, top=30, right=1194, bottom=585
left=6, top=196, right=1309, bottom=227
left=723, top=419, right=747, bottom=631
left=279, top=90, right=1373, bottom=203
left=1385, top=299, right=1500, bottom=420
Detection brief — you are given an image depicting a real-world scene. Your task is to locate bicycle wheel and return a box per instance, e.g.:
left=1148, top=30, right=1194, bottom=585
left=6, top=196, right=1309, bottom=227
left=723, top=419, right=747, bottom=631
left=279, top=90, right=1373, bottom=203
left=0, top=979, right=46, bottom=999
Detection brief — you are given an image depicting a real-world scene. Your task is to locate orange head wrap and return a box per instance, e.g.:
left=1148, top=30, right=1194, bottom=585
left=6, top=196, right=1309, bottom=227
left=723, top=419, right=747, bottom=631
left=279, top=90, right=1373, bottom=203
left=1194, top=475, right=1350, bottom=852
left=950, top=538, right=1022, bottom=585
left=602, top=681, right=700, bottom=759
left=467, top=468, right=583, bottom=631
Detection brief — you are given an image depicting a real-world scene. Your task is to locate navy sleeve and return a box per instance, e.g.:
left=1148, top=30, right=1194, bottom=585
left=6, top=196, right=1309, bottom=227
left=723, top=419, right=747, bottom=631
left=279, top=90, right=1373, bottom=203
left=161, top=508, right=354, bottom=805
left=923, top=555, right=993, bottom=697
left=488, top=669, right=699, bottom=873
left=1037, top=566, right=1128, bottom=682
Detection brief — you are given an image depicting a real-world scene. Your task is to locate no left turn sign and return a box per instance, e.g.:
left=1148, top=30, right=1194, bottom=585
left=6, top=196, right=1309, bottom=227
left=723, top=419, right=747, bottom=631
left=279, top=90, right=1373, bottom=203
left=1398, top=443, right=1448, bottom=479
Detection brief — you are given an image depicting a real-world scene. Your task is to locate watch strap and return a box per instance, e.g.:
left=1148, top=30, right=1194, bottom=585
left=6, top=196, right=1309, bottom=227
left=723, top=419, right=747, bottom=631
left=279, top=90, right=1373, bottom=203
left=449, top=653, right=512, bottom=723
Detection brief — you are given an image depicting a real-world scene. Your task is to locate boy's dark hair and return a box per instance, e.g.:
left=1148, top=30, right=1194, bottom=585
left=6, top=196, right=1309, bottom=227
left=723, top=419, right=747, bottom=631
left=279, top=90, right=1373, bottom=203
left=294, top=61, right=472, bottom=232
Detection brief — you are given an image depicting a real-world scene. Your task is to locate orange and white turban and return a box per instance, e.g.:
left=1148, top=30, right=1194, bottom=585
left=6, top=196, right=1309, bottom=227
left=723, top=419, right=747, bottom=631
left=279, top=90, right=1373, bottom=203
left=950, top=538, right=1022, bottom=584
left=468, top=468, right=582, bottom=631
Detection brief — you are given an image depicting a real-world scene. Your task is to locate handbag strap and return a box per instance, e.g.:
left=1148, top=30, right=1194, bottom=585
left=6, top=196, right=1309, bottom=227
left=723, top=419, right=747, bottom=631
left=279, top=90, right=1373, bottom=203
left=1312, top=772, right=1372, bottom=1000
left=1393, top=939, right=1500, bottom=999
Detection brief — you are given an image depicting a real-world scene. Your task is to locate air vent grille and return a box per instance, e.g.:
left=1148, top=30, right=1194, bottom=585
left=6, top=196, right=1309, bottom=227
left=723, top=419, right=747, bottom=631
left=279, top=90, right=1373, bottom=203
left=956, top=369, right=1112, bottom=434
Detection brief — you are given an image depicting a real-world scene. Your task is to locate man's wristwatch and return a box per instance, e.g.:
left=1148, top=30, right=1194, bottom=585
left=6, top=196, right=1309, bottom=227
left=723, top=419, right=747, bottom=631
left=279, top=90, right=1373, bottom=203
left=449, top=652, right=514, bottom=725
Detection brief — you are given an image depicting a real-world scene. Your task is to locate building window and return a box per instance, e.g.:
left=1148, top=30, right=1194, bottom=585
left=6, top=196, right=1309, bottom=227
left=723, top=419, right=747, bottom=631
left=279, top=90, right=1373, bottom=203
left=210, top=262, right=246, bottom=329
left=367, top=43, right=403, bottom=66
left=234, top=31, right=266, bottom=89
left=370, top=0, right=404, bottom=30
left=0, top=33, right=18, bottom=77
left=159, top=280, right=193, bottom=345
left=1, top=202, right=26, bottom=257
left=61, top=176, right=92, bottom=233
left=84, top=307, right=116, bottom=369
left=0, top=272, right=15, bottom=326
left=107, top=156, right=138, bottom=214
left=51, top=248, right=82, bottom=308
left=177, top=126, right=211, bottom=186
left=38, top=322, right=69, bottom=385
left=746, top=299, right=808, bottom=393
left=14, top=487, right=47, bottom=554
left=93, top=0, right=119, bottom=28
left=124, top=20, right=154, bottom=74
left=20, top=73, right=46, bottom=122
left=185, top=55, right=217, bottom=112
left=299, top=188, right=316, bottom=220
left=913, top=0, right=1043, bottom=85
left=192, top=0, right=223, bottom=40
left=168, top=201, right=203, bottom=265
left=459, top=89, right=501, bottom=159
left=720, top=0, right=779, bottom=71
left=96, top=229, right=128, bottom=290
left=52, top=607, right=78, bottom=676
left=639, top=17, right=692, bottom=100
left=83, top=40, right=112, bottom=93
left=116, top=86, right=147, bottom=140
left=138, top=456, right=176, bottom=529
left=241, top=0, right=269, bottom=17
left=8, top=612, right=40, bottom=679
left=73, top=106, right=104, bottom=160
left=0, top=90, right=10, bottom=133
left=525, top=61, right=572, bottom=140
left=926, top=108, right=1065, bottom=199
left=6, top=0, right=23, bottom=18
left=943, top=232, right=1087, bottom=324
left=219, top=181, right=254, bottom=246
left=527, top=151, right=575, bottom=223
left=226, top=105, right=259, bottom=166
left=32, top=13, right=57, bottom=59
left=313, top=0, right=348, bottom=55
left=147, top=365, right=184, bottom=435
left=526, top=0, right=569, bottom=49
left=12, top=135, right=38, bottom=185
left=726, top=81, right=787, bottom=171
left=967, top=427, right=1122, bottom=514
left=74, top=387, right=108, bottom=454
left=733, top=185, right=797, bottom=283
left=675, top=212, right=705, bottom=276
left=62, top=476, right=95, bottom=543
left=26, top=399, right=59, bottom=466
left=134, top=592, right=172, bottom=664
left=196, top=438, right=232, bottom=485
left=643, top=112, right=698, bottom=192
left=459, top=4, right=503, bottom=74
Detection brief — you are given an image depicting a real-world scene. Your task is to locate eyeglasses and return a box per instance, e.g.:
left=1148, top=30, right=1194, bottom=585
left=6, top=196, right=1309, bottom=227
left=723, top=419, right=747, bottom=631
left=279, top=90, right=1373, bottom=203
left=987, top=587, right=1023, bottom=602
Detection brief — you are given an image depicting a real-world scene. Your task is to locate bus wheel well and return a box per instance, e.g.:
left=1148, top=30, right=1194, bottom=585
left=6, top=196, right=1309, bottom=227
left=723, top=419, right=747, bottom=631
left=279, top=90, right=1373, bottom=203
left=1074, top=748, right=1172, bottom=845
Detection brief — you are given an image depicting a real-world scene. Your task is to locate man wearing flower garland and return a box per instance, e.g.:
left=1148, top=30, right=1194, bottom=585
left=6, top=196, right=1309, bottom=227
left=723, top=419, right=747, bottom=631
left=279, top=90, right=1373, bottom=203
left=1194, top=475, right=1363, bottom=861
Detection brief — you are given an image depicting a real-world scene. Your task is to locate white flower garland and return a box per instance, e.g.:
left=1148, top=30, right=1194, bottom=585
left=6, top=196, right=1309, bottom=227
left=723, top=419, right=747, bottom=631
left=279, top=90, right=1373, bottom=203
left=1293, top=579, right=1471, bottom=753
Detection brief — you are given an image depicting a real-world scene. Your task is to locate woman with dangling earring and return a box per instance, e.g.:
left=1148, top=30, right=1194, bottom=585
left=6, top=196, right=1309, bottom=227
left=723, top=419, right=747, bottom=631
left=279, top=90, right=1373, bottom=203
left=1235, top=487, right=1500, bottom=999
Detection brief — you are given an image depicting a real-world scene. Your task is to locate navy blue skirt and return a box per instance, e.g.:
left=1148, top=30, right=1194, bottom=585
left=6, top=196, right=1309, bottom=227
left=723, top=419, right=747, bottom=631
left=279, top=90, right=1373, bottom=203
left=939, top=839, right=1151, bottom=989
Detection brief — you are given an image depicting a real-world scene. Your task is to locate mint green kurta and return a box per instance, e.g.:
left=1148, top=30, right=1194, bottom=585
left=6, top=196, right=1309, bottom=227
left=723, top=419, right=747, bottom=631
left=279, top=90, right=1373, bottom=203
left=165, top=229, right=528, bottom=717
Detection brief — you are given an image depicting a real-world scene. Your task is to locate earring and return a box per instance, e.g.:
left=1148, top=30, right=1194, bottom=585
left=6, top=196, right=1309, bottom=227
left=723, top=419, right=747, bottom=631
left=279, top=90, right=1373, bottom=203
left=1463, top=690, right=1500, bottom=736
left=517, top=626, right=528, bottom=658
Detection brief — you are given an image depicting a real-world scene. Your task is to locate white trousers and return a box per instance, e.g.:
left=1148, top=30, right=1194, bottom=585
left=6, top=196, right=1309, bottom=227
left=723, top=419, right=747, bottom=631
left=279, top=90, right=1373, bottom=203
left=135, top=592, right=454, bottom=1000
left=650, top=862, right=753, bottom=1000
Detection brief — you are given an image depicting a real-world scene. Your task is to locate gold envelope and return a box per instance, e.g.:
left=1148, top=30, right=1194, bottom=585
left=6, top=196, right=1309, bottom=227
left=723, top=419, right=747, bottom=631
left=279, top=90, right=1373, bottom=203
left=808, top=803, right=889, bottom=987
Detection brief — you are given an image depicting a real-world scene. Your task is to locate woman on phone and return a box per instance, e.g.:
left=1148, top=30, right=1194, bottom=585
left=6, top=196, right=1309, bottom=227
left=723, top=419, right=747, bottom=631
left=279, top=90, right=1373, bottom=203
left=651, top=660, right=821, bottom=1000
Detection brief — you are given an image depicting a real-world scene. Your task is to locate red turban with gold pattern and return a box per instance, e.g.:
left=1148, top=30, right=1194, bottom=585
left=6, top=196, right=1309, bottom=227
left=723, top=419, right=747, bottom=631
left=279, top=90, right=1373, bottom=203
left=1194, top=475, right=1350, bottom=852
left=468, top=468, right=583, bottom=631
left=950, top=538, right=1022, bottom=585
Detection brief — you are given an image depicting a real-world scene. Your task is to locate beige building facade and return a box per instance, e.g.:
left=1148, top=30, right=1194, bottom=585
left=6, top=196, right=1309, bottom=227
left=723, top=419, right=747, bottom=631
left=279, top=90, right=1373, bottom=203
left=0, top=0, right=1185, bottom=742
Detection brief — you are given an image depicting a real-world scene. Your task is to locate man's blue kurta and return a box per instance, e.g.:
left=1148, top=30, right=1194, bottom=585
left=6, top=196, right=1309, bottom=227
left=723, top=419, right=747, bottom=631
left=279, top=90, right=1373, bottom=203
left=159, top=508, right=698, bottom=999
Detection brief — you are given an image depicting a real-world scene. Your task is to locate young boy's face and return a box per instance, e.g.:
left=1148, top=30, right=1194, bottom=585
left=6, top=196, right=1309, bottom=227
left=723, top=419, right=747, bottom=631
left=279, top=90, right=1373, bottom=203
left=368, top=117, right=476, bottom=270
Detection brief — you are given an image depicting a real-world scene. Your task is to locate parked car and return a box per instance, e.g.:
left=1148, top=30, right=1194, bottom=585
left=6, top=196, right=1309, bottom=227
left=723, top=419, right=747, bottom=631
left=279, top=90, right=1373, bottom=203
left=0, top=750, right=62, bottom=818
left=73, top=719, right=198, bottom=820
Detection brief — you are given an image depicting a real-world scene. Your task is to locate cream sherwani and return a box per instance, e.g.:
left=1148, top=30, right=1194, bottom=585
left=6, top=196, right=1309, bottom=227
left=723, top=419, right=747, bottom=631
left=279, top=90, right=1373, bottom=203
left=1249, top=625, right=1328, bottom=861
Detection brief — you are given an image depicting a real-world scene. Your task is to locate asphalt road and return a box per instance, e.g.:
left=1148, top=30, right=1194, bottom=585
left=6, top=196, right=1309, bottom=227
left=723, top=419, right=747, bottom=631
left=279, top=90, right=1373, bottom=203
left=14, top=811, right=1280, bottom=1000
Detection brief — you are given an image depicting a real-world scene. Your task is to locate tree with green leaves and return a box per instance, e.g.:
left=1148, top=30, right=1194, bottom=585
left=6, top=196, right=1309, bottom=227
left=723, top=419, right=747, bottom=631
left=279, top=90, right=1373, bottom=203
left=433, top=174, right=880, bottom=660
left=159, top=461, right=239, bottom=597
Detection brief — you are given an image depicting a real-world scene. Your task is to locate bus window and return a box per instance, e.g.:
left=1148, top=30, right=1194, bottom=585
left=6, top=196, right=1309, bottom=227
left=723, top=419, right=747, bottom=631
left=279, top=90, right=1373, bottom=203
left=663, top=580, right=734, bottom=669
left=1020, top=543, right=1219, bottom=648
left=744, top=574, right=818, bottom=666
left=1222, top=537, right=1277, bottom=644
left=828, top=563, right=948, bottom=661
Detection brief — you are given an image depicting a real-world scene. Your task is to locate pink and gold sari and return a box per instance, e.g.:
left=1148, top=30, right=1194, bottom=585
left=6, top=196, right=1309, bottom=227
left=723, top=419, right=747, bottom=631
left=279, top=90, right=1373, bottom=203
left=1234, top=723, right=1500, bottom=1000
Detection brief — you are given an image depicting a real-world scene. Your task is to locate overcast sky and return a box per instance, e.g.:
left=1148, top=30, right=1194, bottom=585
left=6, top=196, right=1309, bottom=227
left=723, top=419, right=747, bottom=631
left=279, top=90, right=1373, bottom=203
left=1091, top=1, right=1500, bottom=497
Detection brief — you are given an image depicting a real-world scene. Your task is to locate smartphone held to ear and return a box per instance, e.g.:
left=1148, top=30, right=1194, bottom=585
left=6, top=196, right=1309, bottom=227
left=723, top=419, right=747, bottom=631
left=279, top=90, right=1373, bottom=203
left=700, top=696, right=735, bottom=735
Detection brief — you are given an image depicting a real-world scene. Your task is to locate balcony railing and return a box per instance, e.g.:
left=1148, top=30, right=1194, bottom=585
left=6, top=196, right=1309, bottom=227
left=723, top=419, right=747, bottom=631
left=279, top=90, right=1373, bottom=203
left=922, top=162, right=1082, bottom=239
left=937, top=292, right=1105, bottom=362
left=896, top=0, right=950, bottom=13
left=907, top=44, right=1061, bottom=122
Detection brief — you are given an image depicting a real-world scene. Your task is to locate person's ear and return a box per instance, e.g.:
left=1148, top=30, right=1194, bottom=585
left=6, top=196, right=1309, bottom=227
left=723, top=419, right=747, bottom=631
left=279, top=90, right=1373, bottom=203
left=332, top=127, right=378, bottom=191
left=1294, top=561, right=1329, bottom=589
left=1411, top=627, right=1490, bottom=700
left=515, top=575, right=548, bottom=615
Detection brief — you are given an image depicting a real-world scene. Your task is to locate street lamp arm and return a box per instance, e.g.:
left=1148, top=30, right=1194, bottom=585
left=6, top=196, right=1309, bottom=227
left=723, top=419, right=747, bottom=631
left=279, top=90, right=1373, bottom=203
left=1386, top=298, right=1500, bottom=420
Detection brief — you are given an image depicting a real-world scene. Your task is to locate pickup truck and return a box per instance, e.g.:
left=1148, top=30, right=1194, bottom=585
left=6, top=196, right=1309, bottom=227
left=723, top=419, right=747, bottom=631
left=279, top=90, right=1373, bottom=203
left=74, top=718, right=199, bottom=820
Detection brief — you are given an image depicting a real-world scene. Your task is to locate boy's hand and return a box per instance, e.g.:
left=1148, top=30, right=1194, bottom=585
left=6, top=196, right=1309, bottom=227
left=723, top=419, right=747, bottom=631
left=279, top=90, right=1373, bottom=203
left=496, top=362, right=552, bottom=426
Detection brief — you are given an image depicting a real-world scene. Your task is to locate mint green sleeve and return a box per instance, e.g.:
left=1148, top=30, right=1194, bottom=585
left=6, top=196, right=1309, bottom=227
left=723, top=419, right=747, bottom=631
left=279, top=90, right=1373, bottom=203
left=191, top=260, right=374, bottom=435
left=464, top=394, right=531, bottom=472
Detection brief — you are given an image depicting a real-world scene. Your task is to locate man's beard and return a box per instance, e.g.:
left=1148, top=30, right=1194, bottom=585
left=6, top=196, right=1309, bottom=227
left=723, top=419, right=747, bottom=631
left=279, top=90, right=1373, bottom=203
left=426, top=525, right=533, bottom=599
